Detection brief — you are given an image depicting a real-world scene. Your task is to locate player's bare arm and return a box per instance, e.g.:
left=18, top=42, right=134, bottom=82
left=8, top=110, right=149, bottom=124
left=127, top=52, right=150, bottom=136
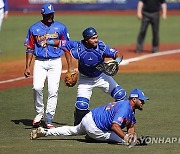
left=137, top=1, right=143, bottom=20
left=114, top=51, right=123, bottom=63
left=111, top=123, right=136, bottom=144
left=127, top=123, right=135, bottom=134
left=162, top=3, right=167, bottom=20
left=111, top=123, right=126, bottom=140
left=45, top=39, right=60, bottom=47
left=64, top=50, right=74, bottom=72
left=24, top=52, right=33, bottom=78
left=4, top=11, right=8, bottom=20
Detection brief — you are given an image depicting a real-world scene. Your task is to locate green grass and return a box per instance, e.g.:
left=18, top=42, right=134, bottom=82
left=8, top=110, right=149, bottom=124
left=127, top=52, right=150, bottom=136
left=0, top=14, right=180, bottom=62
left=0, top=72, right=180, bottom=154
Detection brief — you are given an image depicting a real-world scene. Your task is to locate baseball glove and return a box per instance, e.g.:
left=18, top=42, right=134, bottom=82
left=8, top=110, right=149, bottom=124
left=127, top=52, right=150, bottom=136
left=124, top=133, right=137, bottom=147
left=64, top=71, right=78, bottom=87
left=96, top=60, right=119, bottom=76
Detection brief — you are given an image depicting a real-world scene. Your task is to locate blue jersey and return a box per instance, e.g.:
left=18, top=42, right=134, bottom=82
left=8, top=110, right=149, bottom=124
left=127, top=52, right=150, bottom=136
left=24, top=21, right=69, bottom=59
left=62, top=40, right=117, bottom=77
left=91, top=100, right=136, bottom=131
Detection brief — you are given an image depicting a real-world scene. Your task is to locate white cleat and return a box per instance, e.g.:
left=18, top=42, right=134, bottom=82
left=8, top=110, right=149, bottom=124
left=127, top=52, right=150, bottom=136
left=32, top=114, right=44, bottom=126
left=30, top=127, right=46, bottom=140
left=46, top=123, right=56, bottom=129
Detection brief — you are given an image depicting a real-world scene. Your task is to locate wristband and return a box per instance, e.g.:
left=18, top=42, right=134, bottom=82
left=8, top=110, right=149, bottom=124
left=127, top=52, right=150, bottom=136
left=115, top=57, right=122, bottom=63
left=48, top=40, right=55, bottom=45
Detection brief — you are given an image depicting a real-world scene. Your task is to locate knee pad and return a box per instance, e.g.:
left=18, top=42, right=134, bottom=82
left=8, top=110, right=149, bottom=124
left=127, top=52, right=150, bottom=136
left=75, top=97, right=90, bottom=110
left=111, top=86, right=127, bottom=101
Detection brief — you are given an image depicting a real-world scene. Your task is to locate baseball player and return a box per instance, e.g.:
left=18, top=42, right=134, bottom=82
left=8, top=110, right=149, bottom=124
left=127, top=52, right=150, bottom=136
left=30, top=88, right=149, bottom=147
left=24, top=3, right=73, bottom=129
left=0, top=0, right=8, bottom=31
left=61, top=27, right=127, bottom=125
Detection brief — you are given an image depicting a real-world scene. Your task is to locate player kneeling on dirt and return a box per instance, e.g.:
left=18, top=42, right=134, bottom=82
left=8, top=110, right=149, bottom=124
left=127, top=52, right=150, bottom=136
left=30, top=88, right=149, bottom=146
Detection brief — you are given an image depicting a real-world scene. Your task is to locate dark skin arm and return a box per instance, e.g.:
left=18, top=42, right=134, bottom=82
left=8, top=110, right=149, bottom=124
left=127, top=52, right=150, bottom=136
left=64, top=50, right=74, bottom=72
left=111, top=123, right=137, bottom=144
left=24, top=52, right=33, bottom=78
left=114, top=51, right=123, bottom=60
left=127, top=123, right=135, bottom=134
left=46, top=40, right=74, bottom=72
left=111, top=123, right=126, bottom=139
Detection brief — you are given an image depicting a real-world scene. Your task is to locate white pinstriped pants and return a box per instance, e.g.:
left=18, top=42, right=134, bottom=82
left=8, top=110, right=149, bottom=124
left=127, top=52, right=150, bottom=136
left=46, top=112, right=124, bottom=143
left=0, top=8, right=4, bottom=31
left=33, top=58, right=62, bottom=123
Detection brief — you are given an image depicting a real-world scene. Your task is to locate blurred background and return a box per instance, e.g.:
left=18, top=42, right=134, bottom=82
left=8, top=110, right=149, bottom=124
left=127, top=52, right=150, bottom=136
left=8, top=0, right=180, bottom=12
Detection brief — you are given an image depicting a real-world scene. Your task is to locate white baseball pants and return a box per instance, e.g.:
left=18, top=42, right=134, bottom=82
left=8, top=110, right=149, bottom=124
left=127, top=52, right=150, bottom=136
left=33, top=58, right=62, bottom=123
left=77, top=73, right=118, bottom=99
left=45, top=112, right=124, bottom=143
left=0, top=8, right=4, bottom=31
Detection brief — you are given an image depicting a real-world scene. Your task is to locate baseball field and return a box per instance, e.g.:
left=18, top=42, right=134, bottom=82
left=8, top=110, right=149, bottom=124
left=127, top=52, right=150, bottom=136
left=0, top=11, right=180, bottom=153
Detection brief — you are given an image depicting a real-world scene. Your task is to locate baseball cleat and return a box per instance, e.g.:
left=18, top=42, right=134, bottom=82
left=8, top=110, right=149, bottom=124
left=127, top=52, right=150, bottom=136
left=30, top=127, right=46, bottom=140
left=32, top=114, right=43, bottom=126
left=45, top=124, right=56, bottom=129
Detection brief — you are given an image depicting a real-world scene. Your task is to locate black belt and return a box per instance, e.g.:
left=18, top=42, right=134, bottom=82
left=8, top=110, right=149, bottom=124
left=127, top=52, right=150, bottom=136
left=35, top=57, right=60, bottom=61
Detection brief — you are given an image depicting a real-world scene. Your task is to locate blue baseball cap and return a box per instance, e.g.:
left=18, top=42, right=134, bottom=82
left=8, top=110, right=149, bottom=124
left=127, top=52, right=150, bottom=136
left=41, top=3, right=55, bottom=15
left=129, top=88, right=149, bottom=101
left=82, top=27, right=97, bottom=39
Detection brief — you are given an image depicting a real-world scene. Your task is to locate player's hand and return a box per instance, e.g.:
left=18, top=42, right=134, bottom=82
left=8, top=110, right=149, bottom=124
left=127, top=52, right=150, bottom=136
left=4, top=12, right=8, bottom=20
left=124, top=133, right=137, bottom=145
left=137, top=12, right=142, bottom=20
left=162, top=14, right=167, bottom=20
left=24, top=68, right=31, bottom=78
left=40, top=40, right=48, bottom=48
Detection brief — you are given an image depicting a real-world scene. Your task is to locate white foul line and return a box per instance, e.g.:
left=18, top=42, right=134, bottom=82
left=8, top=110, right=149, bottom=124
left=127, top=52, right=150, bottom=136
left=120, top=49, right=180, bottom=65
left=0, top=49, right=180, bottom=84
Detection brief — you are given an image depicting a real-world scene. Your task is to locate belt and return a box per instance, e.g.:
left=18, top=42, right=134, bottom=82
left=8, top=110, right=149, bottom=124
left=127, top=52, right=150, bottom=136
left=35, top=57, right=60, bottom=61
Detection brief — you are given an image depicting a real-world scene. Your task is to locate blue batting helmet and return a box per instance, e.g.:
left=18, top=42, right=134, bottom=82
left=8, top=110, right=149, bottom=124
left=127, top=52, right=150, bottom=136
left=41, top=3, right=55, bottom=14
left=82, top=27, right=97, bottom=39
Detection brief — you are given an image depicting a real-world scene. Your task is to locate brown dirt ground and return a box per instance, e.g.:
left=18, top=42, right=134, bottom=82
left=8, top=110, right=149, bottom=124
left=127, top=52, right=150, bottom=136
left=0, top=43, right=180, bottom=91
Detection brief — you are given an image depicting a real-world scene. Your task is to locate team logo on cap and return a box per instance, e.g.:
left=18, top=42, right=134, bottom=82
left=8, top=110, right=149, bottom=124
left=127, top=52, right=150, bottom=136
left=48, top=4, right=52, bottom=11
left=130, top=94, right=138, bottom=98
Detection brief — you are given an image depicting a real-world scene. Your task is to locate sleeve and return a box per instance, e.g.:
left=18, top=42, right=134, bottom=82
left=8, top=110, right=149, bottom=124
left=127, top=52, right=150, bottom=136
left=60, top=26, right=70, bottom=41
left=112, top=108, right=127, bottom=126
left=98, top=40, right=117, bottom=59
left=3, top=0, right=8, bottom=12
left=61, top=41, right=79, bottom=60
left=104, top=46, right=118, bottom=59
left=24, top=28, right=35, bottom=52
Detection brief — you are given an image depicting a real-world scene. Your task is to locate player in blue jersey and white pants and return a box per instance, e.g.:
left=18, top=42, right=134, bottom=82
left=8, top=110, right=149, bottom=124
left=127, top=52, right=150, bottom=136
left=24, top=3, right=73, bottom=129
left=61, top=27, right=127, bottom=125
left=0, top=0, right=8, bottom=31
left=30, top=88, right=149, bottom=146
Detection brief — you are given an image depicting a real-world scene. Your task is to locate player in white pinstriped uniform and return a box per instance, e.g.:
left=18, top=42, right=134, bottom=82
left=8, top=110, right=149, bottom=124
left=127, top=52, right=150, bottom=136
left=24, top=3, right=73, bottom=129
left=0, top=0, right=8, bottom=31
